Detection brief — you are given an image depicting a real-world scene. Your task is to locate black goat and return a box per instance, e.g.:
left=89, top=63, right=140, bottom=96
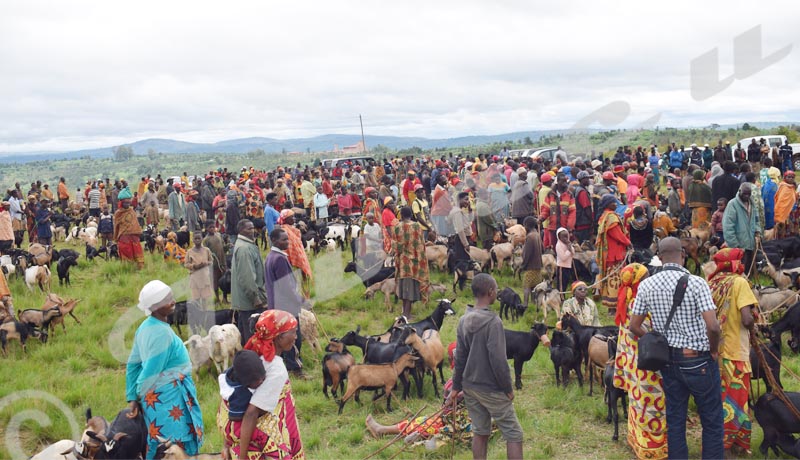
left=166, top=301, right=188, bottom=336
left=399, top=299, right=456, bottom=336
left=453, top=259, right=481, bottom=292
left=505, top=323, right=550, bottom=390
left=345, top=261, right=395, bottom=288
left=560, top=313, right=617, bottom=380
left=549, top=330, right=583, bottom=388
left=754, top=391, right=800, bottom=458
left=751, top=325, right=783, bottom=393
left=219, top=269, right=231, bottom=303
left=214, top=309, right=234, bottom=325
left=57, top=256, right=79, bottom=286
left=85, top=243, right=101, bottom=261
left=82, top=407, right=147, bottom=460
left=340, top=326, right=416, bottom=399
left=498, top=287, right=526, bottom=322
left=603, top=336, right=627, bottom=441
left=772, top=302, right=800, bottom=354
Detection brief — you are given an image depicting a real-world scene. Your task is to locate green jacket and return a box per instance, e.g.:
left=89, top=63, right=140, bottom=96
left=231, top=236, right=267, bottom=311
left=722, top=196, right=759, bottom=251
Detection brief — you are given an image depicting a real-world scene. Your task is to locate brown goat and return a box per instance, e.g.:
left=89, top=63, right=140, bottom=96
left=425, top=244, right=449, bottom=271
left=405, top=329, right=446, bottom=397
left=364, top=278, right=397, bottom=311
left=49, top=299, right=82, bottom=334
left=322, top=339, right=356, bottom=398
left=337, top=352, right=418, bottom=414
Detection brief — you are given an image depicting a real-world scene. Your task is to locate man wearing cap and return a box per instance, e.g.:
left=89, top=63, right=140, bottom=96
left=536, top=173, right=553, bottom=223
left=573, top=171, right=594, bottom=243
left=702, top=143, right=713, bottom=170
left=232, top=219, right=267, bottom=344
left=168, top=183, right=186, bottom=232
left=722, top=183, right=760, bottom=270
left=115, top=188, right=145, bottom=269
left=774, top=171, right=797, bottom=238
left=401, top=170, right=421, bottom=205
left=510, top=168, right=534, bottom=226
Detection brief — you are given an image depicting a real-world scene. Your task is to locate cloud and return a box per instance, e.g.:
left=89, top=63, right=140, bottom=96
left=0, top=0, right=798, bottom=153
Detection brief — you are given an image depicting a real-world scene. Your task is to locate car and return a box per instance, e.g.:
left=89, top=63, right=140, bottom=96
left=320, top=156, right=375, bottom=170
left=736, top=135, right=787, bottom=150
left=523, top=147, right=568, bottom=164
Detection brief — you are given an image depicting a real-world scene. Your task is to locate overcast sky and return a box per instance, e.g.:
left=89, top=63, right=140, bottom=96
left=1, top=1, right=798, bottom=153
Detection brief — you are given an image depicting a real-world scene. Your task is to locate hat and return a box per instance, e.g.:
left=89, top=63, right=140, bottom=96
left=725, top=141, right=731, bottom=144
left=232, top=350, right=267, bottom=387
left=541, top=173, right=553, bottom=183
left=516, top=167, right=527, bottom=175
left=408, top=170, right=416, bottom=175
left=435, top=160, right=442, bottom=167
left=384, top=196, right=394, bottom=205
left=364, top=187, right=376, bottom=195
left=577, top=170, right=591, bottom=180
left=556, top=227, right=569, bottom=237
left=137, top=280, right=172, bottom=316
left=414, top=184, right=424, bottom=191
left=602, top=171, right=615, bottom=180
left=598, top=193, right=617, bottom=210
left=591, top=159, right=602, bottom=169
left=464, top=161, right=473, bottom=168
left=27, top=195, right=36, bottom=201
left=785, top=170, right=795, bottom=178
left=703, top=143, right=709, bottom=147
left=452, top=178, right=461, bottom=185
left=571, top=281, right=588, bottom=293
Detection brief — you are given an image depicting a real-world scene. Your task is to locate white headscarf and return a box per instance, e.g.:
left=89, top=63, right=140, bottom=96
left=137, top=280, right=172, bottom=316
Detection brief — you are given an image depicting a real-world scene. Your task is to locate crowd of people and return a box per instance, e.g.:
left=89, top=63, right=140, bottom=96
left=6, top=134, right=795, bottom=459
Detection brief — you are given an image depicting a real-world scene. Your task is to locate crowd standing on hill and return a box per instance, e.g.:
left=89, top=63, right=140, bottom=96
left=6, top=135, right=799, bottom=459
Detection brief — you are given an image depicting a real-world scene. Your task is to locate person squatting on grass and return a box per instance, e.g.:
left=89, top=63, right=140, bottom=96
left=450, top=273, right=523, bottom=460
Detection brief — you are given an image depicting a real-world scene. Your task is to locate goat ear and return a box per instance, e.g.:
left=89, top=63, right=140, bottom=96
left=86, top=430, right=107, bottom=442
left=113, top=432, right=128, bottom=441
left=355, top=325, right=360, bottom=334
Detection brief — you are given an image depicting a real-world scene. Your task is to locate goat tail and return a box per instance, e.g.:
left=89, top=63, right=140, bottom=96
left=85, top=407, right=92, bottom=422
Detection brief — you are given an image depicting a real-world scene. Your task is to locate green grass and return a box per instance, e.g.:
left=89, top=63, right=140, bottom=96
left=0, top=238, right=798, bottom=459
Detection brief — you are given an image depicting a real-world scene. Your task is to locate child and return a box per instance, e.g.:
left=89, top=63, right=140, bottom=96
left=145, top=200, right=160, bottom=229
left=711, top=197, right=726, bottom=244
left=555, top=227, right=574, bottom=297
left=98, top=204, right=114, bottom=248
left=313, top=185, right=329, bottom=225
left=219, top=350, right=267, bottom=446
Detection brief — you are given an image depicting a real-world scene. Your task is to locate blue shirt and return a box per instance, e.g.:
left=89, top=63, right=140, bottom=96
left=126, top=316, right=192, bottom=401
left=264, top=204, right=280, bottom=234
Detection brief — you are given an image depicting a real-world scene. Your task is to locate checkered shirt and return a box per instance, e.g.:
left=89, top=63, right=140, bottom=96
left=631, top=263, right=716, bottom=351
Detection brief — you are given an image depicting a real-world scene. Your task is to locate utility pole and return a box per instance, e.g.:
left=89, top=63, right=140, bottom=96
left=359, top=114, right=367, bottom=153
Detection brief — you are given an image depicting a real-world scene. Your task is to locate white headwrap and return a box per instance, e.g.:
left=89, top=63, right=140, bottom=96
left=137, top=280, right=172, bottom=316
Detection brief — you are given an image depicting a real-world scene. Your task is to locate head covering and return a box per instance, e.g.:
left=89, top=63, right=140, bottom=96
left=602, top=171, right=615, bottom=181
left=692, top=169, right=705, bottom=181
left=278, top=209, right=294, bottom=225
left=556, top=227, right=569, bottom=238
left=709, top=248, right=745, bottom=280
left=615, top=263, right=649, bottom=326
left=384, top=196, right=394, bottom=205
left=517, top=167, right=527, bottom=174
left=541, top=173, right=553, bottom=184
left=244, top=310, right=298, bottom=362
left=571, top=281, right=587, bottom=294
left=768, top=168, right=781, bottom=183
left=785, top=170, right=796, bottom=178
left=591, top=159, right=603, bottom=169
left=137, top=280, right=172, bottom=316
left=117, top=187, right=133, bottom=200
left=167, top=231, right=177, bottom=242
left=232, top=350, right=267, bottom=387
left=598, top=193, right=617, bottom=211
left=613, top=165, right=624, bottom=173
left=413, top=183, right=424, bottom=191
left=407, top=170, right=416, bottom=175
left=364, top=187, right=376, bottom=196
left=577, top=170, right=591, bottom=180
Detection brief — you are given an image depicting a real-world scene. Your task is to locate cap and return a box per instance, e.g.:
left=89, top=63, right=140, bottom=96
left=364, top=187, right=376, bottom=195
left=541, top=173, right=553, bottom=183
left=577, top=170, right=591, bottom=180
left=704, top=143, right=709, bottom=147
left=602, top=171, right=615, bottom=180
left=691, top=143, right=697, bottom=148
left=384, top=196, right=394, bottom=205
left=408, top=170, right=416, bottom=175
left=517, top=167, right=527, bottom=174
left=413, top=184, right=424, bottom=191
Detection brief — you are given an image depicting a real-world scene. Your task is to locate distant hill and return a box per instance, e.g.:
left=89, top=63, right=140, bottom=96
left=0, top=121, right=795, bottom=164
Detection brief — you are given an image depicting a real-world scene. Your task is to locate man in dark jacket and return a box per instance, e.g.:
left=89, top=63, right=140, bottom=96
left=231, top=219, right=266, bottom=344
left=747, top=139, right=761, bottom=165
left=510, top=168, right=534, bottom=225
left=573, top=171, right=594, bottom=243
left=711, top=161, right=741, bottom=208
left=450, top=273, right=523, bottom=460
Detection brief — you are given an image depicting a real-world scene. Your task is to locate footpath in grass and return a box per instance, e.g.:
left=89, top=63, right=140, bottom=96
left=0, top=241, right=797, bottom=459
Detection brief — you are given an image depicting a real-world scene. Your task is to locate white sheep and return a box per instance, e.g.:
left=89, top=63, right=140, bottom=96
left=299, top=308, right=321, bottom=352
left=207, top=324, right=242, bottom=374
left=184, top=334, right=215, bottom=376
left=30, top=439, right=78, bottom=460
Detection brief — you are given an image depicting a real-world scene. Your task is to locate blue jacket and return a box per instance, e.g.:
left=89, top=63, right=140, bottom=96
left=722, top=196, right=759, bottom=251
left=762, top=179, right=777, bottom=230
left=669, top=150, right=683, bottom=169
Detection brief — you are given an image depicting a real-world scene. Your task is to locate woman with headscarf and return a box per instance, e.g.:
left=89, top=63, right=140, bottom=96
left=278, top=209, right=312, bottom=297
left=596, top=194, right=631, bottom=314
left=774, top=170, right=797, bottom=238
left=707, top=163, right=724, bottom=188
left=126, top=280, right=204, bottom=458
left=560, top=281, right=600, bottom=326
left=393, top=206, right=429, bottom=319
left=114, top=188, right=145, bottom=269
left=685, top=168, right=713, bottom=229
left=707, top=248, right=757, bottom=456
left=625, top=173, right=643, bottom=206
left=219, top=309, right=304, bottom=459
left=381, top=197, right=398, bottom=254
left=164, top=231, right=186, bottom=263
left=612, top=263, right=666, bottom=460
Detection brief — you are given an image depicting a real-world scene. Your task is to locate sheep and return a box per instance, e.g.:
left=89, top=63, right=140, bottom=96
left=364, top=277, right=397, bottom=311
left=25, top=265, right=51, bottom=292
left=30, top=439, right=78, bottom=460
left=425, top=244, right=449, bottom=271
left=533, top=281, right=561, bottom=322
left=404, top=328, right=446, bottom=397
left=153, top=438, right=220, bottom=460
left=753, top=287, right=799, bottom=315
left=208, top=324, right=242, bottom=374
left=337, top=352, right=419, bottom=414
left=0, top=321, right=32, bottom=355
left=322, top=338, right=356, bottom=398
left=504, top=224, right=527, bottom=247
left=184, top=334, right=215, bottom=376
left=299, top=308, right=321, bottom=353
left=48, top=298, right=81, bottom=335
left=490, top=242, right=515, bottom=272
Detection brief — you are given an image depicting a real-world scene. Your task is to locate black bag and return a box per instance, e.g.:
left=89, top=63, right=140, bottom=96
left=638, top=273, right=690, bottom=371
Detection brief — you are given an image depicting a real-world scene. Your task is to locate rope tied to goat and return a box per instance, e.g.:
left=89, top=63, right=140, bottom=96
left=749, top=324, right=800, bottom=422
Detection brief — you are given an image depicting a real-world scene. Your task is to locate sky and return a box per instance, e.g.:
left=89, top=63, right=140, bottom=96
left=1, top=0, right=799, bottom=153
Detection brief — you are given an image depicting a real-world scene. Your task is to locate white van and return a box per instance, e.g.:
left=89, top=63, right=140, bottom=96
left=320, top=156, right=375, bottom=169
left=736, top=134, right=787, bottom=149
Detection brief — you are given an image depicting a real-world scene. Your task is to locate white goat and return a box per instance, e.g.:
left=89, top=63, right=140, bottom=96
left=207, top=324, right=242, bottom=374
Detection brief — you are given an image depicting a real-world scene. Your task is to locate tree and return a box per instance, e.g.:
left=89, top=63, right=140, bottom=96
left=742, top=122, right=754, bottom=131
left=147, top=149, right=157, bottom=160
left=247, top=149, right=266, bottom=160
left=113, top=145, right=133, bottom=162
left=777, top=125, right=800, bottom=143
left=523, top=136, right=533, bottom=145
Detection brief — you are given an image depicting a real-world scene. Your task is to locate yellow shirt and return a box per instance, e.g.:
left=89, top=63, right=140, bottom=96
left=717, top=276, right=757, bottom=367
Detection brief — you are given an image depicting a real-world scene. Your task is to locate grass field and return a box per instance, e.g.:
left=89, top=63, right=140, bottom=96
left=0, top=237, right=798, bottom=459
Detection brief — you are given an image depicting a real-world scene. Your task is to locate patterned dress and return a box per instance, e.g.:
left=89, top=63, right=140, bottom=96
left=392, top=220, right=429, bottom=301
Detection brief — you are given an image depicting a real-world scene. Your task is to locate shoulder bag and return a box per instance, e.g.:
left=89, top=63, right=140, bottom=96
left=637, top=272, right=690, bottom=371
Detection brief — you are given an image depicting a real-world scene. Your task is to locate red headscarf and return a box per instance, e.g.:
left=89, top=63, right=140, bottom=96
left=709, top=248, right=745, bottom=279
left=244, top=310, right=298, bottom=362
left=616, top=263, right=649, bottom=326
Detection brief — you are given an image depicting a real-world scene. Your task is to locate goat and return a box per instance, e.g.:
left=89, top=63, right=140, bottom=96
left=31, top=440, right=78, bottom=460
left=214, top=308, right=234, bottom=326
left=425, top=244, right=449, bottom=271
left=153, top=438, right=220, bottom=460
left=754, top=391, right=800, bottom=458
left=680, top=236, right=705, bottom=274
left=81, top=407, right=147, bottom=460
left=364, top=277, right=397, bottom=311
left=498, top=287, right=526, bottom=322
left=402, top=298, right=456, bottom=336
left=0, top=321, right=32, bottom=355
left=85, top=243, right=101, bottom=261
left=560, top=313, right=618, bottom=393
left=299, top=308, right=321, bottom=353
left=490, top=242, right=515, bottom=273
left=751, top=325, right=783, bottom=393
left=505, top=323, right=550, bottom=390
left=603, top=336, right=627, bottom=441
left=322, top=339, right=356, bottom=398
left=340, top=326, right=416, bottom=399
left=467, top=246, right=491, bottom=271
left=453, top=259, right=482, bottom=292
left=504, top=224, right=527, bottom=247
left=166, top=300, right=189, bottom=336
left=533, top=281, right=561, bottom=322
left=404, top=329, right=445, bottom=397
left=57, top=256, right=79, bottom=286
left=771, top=302, right=800, bottom=354
left=549, top=329, right=583, bottom=388
left=337, top=352, right=418, bottom=414
left=587, top=335, right=610, bottom=396
left=208, top=324, right=242, bottom=374
left=25, top=265, right=51, bottom=292
left=184, top=334, right=215, bottom=377
left=423, top=283, right=448, bottom=304
left=48, top=298, right=81, bottom=334
left=753, top=287, right=799, bottom=315
left=219, top=269, right=231, bottom=302
left=541, top=253, right=556, bottom=282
